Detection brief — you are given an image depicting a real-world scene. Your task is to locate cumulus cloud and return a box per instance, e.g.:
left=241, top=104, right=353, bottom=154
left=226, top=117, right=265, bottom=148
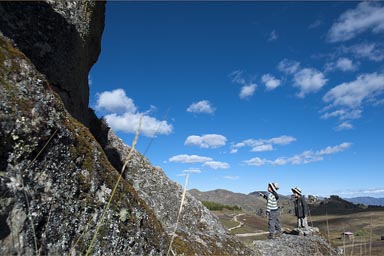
left=96, top=89, right=173, bottom=137
left=262, top=74, right=281, bottom=91
left=239, top=83, right=257, bottom=99
left=169, top=154, right=212, bottom=163
left=185, top=134, right=227, bottom=148
left=203, top=161, right=230, bottom=170
left=96, top=89, right=137, bottom=114
left=327, top=2, right=384, bottom=43
left=231, top=135, right=296, bottom=153
left=293, top=68, right=328, bottom=98
left=244, top=142, right=352, bottom=166
left=105, top=113, right=173, bottom=137
left=187, top=100, right=215, bottom=114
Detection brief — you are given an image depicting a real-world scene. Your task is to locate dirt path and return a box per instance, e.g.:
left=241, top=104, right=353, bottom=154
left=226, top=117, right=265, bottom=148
left=228, top=213, right=245, bottom=231
left=235, top=231, right=269, bottom=237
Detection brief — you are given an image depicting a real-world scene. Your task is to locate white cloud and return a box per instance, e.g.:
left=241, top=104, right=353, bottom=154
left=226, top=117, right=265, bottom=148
left=230, top=70, right=246, bottom=84
left=105, top=112, right=173, bottom=137
left=244, top=157, right=268, bottom=166
left=185, top=134, right=227, bottom=148
left=203, top=161, right=230, bottom=170
left=293, top=68, right=327, bottom=98
left=336, top=122, right=353, bottom=131
left=169, top=154, right=212, bottom=163
left=343, top=42, right=384, bottom=62
left=187, top=100, right=215, bottom=114
left=88, top=74, right=92, bottom=87
left=239, top=83, right=257, bottom=99
left=96, top=89, right=173, bottom=137
left=336, top=58, right=357, bottom=72
left=317, top=142, right=352, bottom=155
left=244, top=142, right=352, bottom=167
left=182, top=168, right=202, bottom=174
left=251, top=144, right=273, bottom=152
left=309, top=19, right=322, bottom=29
left=268, top=30, right=278, bottom=41
left=268, top=135, right=297, bottom=145
left=327, top=2, right=384, bottom=43
left=232, top=135, right=296, bottom=153
left=262, top=74, right=281, bottom=91
left=338, top=188, right=384, bottom=196
left=321, top=73, right=384, bottom=128
left=323, top=73, right=384, bottom=109
left=278, top=59, right=300, bottom=74
left=224, top=176, right=239, bottom=180
left=230, top=70, right=257, bottom=99
left=96, top=88, right=137, bottom=114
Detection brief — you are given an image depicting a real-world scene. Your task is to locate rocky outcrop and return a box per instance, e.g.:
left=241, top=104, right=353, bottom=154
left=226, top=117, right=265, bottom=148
left=0, top=35, right=169, bottom=255
left=0, top=1, right=105, bottom=125
left=251, top=233, right=342, bottom=256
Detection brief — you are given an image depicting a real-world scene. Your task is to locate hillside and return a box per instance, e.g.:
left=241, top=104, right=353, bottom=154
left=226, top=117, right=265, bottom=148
left=344, top=197, right=384, bottom=206
left=189, top=189, right=293, bottom=215
left=189, top=189, right=265, bottom=213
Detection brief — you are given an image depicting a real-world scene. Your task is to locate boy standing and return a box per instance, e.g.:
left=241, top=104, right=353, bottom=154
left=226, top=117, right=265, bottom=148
left=291, top=187, right=309, bottom=229
left=259, top=182, right=281, bottom=239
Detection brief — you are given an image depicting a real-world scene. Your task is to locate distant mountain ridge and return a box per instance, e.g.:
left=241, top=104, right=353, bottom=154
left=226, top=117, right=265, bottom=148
left=344, top=197, right=384, bottom=206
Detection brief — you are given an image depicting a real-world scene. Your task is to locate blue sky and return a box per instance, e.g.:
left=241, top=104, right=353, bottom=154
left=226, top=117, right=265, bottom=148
left=89, top=1, right=384, bottom=198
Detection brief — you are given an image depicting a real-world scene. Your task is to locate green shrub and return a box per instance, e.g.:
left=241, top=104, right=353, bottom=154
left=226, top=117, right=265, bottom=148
left=202, top=201, right=241, bottom=211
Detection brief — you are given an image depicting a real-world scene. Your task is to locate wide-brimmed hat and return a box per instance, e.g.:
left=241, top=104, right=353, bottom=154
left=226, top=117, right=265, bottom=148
left=269, top=182, right=279, bottom=192
left=291, top=187, right=302, bottom=196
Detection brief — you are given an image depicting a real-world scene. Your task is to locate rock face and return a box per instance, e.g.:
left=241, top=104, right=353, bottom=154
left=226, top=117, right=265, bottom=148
left=0, top=1, right=254, bottom=255
left=0, top=1, right=104, bottom=125
left=0, top=34, right=168, bottom=255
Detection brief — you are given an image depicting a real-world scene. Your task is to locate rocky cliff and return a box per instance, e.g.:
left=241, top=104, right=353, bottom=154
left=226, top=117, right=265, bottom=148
left=0, top=1, right=104, bottom=126
left=0, top=1, right=254, bottom=255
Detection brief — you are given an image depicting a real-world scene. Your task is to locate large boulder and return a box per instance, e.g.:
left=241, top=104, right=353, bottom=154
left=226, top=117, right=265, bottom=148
left=0, top=1, right=105, bottom=125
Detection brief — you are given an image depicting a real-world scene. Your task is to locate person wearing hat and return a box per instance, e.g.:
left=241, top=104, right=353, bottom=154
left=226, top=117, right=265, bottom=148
left=259, top=182, right=282, bottom=239
left=291, top=187, right=309, bottom=229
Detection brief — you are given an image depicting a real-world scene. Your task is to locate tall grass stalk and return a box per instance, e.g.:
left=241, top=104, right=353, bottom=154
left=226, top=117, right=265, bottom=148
left=166, top=174, right=189, bottom=256
left=342, top=221, right=346, bottom=256
left=369, top=215, right=372, bottom=256
left=85, top=117, right=142, bottom=256
left=325, top=211, right=331, bottom=255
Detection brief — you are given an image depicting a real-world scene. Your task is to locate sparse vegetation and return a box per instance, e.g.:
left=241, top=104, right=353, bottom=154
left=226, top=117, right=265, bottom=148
left=202, top=201, right=242, bottom=211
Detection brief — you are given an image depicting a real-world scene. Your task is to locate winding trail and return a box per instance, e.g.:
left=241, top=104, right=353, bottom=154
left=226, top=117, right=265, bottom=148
left=228, top=213, right=245, bottom=231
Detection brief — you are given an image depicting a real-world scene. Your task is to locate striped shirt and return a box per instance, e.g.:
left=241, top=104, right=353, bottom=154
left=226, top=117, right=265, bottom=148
left=266, top=193, right=278, bottom=212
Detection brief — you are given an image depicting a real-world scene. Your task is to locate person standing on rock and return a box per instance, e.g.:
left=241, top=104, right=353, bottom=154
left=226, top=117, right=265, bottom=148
left=259, top=182, right=282, bottom=239
left=291, top=187, right=309, bottom=229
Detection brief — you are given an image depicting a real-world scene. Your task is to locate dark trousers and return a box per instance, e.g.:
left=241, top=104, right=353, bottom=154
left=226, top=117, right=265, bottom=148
left=268, top=209, right=281, bottom=234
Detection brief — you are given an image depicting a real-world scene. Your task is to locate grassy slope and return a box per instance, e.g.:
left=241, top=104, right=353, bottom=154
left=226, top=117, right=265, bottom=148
left=213, top=208, right=384, bottom=255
